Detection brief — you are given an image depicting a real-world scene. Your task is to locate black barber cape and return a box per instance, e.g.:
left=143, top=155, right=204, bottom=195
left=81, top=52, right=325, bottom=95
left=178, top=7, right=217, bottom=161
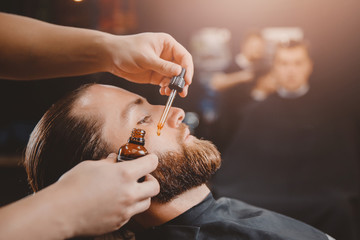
left=135, top=193, right=328, bottom=240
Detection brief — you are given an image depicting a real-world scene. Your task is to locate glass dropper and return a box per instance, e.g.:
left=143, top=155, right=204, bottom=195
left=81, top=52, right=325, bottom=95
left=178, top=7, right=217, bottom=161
left=157, top=68, right=186, bottom=136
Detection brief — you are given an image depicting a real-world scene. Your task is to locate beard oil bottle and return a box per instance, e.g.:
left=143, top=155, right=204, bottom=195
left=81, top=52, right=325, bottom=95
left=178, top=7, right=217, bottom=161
left=117, top=128, right=148, bottom=182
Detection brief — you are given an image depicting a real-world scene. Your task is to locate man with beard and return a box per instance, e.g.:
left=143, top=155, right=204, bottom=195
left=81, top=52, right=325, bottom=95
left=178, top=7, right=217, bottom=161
left=24, top=84, right=333, bottom=240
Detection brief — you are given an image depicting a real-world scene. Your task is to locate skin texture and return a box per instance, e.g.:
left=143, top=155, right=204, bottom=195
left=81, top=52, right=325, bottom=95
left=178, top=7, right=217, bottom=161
left=0, top=154, right=160, bottom=239
left=23, top=84, right=222, bottom=239
left=72, top=84, right=222, bottom=230
left=0, top=13, right=193, bottom=97
left=75, top=84, right=188, bottom=154
left=0, top=12, right=194, bottom=239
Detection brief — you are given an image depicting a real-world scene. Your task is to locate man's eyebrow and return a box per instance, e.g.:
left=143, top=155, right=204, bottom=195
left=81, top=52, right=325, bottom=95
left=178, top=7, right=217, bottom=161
left=122, top=97, right=145, bottom=119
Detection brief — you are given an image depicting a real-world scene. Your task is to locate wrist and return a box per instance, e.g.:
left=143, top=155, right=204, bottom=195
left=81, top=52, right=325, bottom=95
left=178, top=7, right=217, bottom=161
left=96, top=33, right=127, bottom=75
left=0, top=183, right=76, bottom=240
left=82, top=31, right=111, bottom=74
left=36, top=182, right=78, bottom=239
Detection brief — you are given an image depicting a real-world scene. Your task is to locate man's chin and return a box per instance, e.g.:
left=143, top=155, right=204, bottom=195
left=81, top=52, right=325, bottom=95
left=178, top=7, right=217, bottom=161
left=151, top=137, right=221, bottom=204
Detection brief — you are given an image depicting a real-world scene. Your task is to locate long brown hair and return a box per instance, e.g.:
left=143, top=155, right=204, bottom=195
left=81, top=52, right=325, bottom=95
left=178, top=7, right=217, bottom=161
left=24, top=84, right=111, bottom=192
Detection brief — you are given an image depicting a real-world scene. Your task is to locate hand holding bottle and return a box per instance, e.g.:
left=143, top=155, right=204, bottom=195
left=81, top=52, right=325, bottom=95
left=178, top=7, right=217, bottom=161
left=55, top=153, right=160, bottom=237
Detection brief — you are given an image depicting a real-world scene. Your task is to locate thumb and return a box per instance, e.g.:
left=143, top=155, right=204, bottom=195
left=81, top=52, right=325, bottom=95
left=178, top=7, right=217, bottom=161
left=151, top=58, right=182, bottom=78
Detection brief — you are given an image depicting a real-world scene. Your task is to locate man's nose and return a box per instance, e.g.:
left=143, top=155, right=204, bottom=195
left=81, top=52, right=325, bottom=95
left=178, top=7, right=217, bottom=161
left=167, top=107, right=185, bottom=128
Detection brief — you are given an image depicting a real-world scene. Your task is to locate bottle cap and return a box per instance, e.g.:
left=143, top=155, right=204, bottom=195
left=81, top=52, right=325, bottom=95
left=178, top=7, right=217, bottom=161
left=169, top=68, right=186, bottom=92
left=129, top=128, right=146, bottom=145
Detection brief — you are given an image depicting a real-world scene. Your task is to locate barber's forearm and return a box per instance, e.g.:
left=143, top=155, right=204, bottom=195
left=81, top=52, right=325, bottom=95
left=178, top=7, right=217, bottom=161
left=0, top=183, right=74, bottom=240
left=0, top=13, right=112, bottom=80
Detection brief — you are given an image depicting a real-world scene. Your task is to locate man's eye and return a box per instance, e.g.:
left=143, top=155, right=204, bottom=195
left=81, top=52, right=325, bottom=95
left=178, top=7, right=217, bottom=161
left=137, top=115, right=152, bottom=125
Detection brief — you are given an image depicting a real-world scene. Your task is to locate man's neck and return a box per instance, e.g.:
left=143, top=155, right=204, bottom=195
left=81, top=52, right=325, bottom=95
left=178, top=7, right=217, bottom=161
left=133, top=184, right=210, bottom=229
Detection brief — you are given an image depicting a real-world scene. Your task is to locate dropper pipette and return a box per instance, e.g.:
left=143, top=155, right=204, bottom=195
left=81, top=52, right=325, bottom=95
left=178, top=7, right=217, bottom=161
left=157, top=68, right=186, bottom=136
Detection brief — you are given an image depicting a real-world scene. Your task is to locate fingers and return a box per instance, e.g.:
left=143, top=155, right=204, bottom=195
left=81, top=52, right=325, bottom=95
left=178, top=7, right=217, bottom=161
left=179, top=85, right=189, bottom=97
left=126, top=176, right=160, bottom=217
left=128, top=176, right=161, bottom=214
left=165, top=37, right=194, bottom=96
left=158, top=77, right=170, bottom=96
left=181, top=61, right=193, bottom=97
left=127, top=197, right=152, bottom=217
left=165, top=87, right=172, bottom=96
left=137, top=174, right=160, bottom=199
left=153, top=34, right=194, bottom=97
left=150, top=58, right=182, bottom=79
left=159, top=86, right=165, bottom=95
left=159, top=85, right=189, bottom=98
left=119, top=154, right=159, bottom=179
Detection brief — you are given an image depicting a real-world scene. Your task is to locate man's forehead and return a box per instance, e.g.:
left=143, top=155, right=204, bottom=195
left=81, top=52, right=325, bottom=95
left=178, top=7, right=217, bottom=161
left=76, top=84, right=141, bottom=110
left=94, top=84, right=138, bottom=96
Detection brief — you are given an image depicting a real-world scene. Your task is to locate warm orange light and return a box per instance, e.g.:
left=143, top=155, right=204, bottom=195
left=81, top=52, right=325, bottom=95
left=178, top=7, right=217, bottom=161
left=73, top=0, right=83, bottom=2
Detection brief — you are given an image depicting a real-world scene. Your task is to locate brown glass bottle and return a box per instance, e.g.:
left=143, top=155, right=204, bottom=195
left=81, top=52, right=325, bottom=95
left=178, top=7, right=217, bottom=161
left=117, top=128, right=148, bottom=182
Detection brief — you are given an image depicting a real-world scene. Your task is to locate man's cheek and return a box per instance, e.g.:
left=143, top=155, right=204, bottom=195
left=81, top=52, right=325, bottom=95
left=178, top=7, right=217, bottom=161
left=146, top=139, right=173, bottom=154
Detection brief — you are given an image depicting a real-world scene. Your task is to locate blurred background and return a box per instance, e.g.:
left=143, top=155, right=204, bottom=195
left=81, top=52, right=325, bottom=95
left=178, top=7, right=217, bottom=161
left=0, top=1, right=359, bottom=239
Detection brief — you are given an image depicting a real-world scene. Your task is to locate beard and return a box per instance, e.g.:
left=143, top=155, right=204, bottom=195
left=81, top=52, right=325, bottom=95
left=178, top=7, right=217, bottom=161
left=151, top=127, right=222, bottom=203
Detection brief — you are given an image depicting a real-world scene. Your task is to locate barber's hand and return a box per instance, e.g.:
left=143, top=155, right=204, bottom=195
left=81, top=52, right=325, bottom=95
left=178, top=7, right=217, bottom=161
left=56, top=153, right=159, bottom=237
left=106, top=32, right=194, bottom=97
